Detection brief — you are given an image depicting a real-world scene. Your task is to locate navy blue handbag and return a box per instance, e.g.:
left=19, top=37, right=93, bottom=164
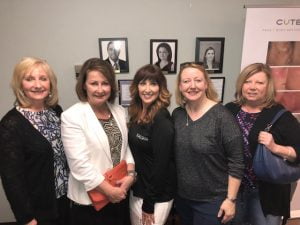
left=253, top=109, right=300, bottom=184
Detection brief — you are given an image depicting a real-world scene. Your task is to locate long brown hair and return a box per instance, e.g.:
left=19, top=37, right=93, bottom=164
left=128, top=64, right=171, bottom=125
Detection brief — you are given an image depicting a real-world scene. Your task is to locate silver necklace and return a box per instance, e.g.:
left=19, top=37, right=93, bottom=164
left=186, top=112, right=189, bottom=126
left=185, top=107, right=189, bottom=126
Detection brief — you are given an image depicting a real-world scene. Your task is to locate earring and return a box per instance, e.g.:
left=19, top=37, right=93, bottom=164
left=48, top=92, right=52, bottom=98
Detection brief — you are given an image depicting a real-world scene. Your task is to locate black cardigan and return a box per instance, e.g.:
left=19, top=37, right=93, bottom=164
left=225, top=102, right=300, bottom=217
left=0, top=106, right=62, bottom=224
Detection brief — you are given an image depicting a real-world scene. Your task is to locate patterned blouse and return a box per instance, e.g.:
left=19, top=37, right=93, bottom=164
left=236, top=109, right=260, bottom=190
left=99, top=115, right=122, bottom=167
left=17, top=107, right=68, bottom=198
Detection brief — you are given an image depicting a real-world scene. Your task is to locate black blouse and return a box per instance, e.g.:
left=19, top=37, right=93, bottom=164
left=128, top=108, right=176, bottom=213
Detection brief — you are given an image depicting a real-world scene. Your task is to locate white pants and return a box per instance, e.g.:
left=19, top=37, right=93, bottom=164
left=129, top=192, right=173, bottom=225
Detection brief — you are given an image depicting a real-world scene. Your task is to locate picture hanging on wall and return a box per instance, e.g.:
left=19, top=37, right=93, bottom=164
left=99, top=37, right=129, bottom=74
left=195, top=37, right=225, bottom=74
left=118, top=79, right=133, bottom=107
left=150, top=39, right=178, bottom=74
left=74, top=65, right=82, bottom=78
left=267, top=41, right=300, bottom=120
left=210, top=77, right=225, bottom=102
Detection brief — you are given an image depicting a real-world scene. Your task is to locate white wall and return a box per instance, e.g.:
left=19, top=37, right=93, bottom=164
left=0, top=0, right=299, bottom=222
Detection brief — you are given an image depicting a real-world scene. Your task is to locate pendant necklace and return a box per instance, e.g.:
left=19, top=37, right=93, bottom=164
left=185, top=105, right=189, bottom=126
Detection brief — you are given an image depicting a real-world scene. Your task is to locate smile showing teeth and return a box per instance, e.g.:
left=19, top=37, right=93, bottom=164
left=31, top=90, right=45, bottom=93
left=143, top=95, right=153, bottom=99
left=143, top=93, right=153, bottom=96
left=94, top=94, right=105, bottom=97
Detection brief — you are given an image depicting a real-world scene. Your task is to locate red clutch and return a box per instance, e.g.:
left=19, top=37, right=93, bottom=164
left=87, top=160, right=127, bottom=211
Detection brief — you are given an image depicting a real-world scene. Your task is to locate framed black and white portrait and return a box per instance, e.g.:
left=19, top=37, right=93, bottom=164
left=210, top=77, right=225, bottom=102
left=99, top=37, right=129, bottom=74
left=195, top=37, right=225, bottom=74
left=118, top=79, right=132, bottom=107
left=150, top=39, right=178, bottom=74
left=74, top=65, right=82, bottom=78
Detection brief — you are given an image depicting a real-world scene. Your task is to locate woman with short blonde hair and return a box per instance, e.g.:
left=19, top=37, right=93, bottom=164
left=0, top=57, right=69, bottom=225
left=226, top=63, right=300, bottom=225
left=11, top=57, right=59, bottom=108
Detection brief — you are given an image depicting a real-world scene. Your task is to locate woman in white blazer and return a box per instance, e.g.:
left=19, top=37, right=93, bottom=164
left=61, top=58, right=135, bottom=225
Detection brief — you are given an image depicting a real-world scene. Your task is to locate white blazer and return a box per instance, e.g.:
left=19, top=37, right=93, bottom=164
left=61, top=102, right=134, bottom=205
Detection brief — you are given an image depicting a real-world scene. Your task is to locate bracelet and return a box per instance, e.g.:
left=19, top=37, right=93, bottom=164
left=284, top=148, right=292, bottom=161
left=226, top=196, right=237, bottom=203
left=127, top=170, right=137, bottom=179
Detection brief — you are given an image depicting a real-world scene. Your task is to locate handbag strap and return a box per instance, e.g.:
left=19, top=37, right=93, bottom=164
left=264, top=109, right=286, bottom=132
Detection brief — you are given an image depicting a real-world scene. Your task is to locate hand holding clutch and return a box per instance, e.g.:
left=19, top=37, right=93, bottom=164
left=87, top=160, right=128, bottom=211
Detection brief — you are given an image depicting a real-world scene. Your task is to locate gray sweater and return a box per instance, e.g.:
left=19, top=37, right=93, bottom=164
left=172, top=104, right=244, bottom=201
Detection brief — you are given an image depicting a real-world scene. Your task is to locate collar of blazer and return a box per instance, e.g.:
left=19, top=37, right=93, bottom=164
left=84, top=102, right=125, bottom=162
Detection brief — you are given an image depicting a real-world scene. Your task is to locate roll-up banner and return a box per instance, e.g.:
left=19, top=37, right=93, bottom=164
left=241, top=5, right=300, bottom=120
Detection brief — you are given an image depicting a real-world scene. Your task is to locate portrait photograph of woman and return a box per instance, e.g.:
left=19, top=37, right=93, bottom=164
left=195, top=37, right=225, bottom=74
left=150, top=39, right=178, bottom=74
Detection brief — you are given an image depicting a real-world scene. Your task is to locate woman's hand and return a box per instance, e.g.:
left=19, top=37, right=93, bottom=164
left=217, top=199, right=236, bottom=224
left=116, top=175, right=135, bottom=192
left=26, top=219, right=37, bottom=225
left=258, top=131, right=297, bottom=161
left=142, top=211, right=155, bottom=225
left=98, top=180, right=127, bottom=203
left=106, top=186, right=127, bottom=203
left=258, top=131, right=276, bottom=152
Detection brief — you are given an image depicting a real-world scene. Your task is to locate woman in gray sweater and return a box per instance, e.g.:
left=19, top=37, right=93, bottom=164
left=172, top=63, right=244, bottom=225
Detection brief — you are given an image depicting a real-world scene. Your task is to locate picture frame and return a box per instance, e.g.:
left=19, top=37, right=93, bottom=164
left=74, top=65, right=82, bottom=78
left=118, top=79, right=133, bottom=107
left=150, top=39, right=178, bottom=74
left=99, top=37, right=129, bottom=74
left=210, top=77, right=225, bottom=102
left=195, top=37, right=225, bottom=74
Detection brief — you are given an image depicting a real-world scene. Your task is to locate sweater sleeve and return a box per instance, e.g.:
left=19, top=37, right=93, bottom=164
left=0, top=113, right=34, bottom=224
left=272, top=111, right=300, bottom=163
left=142, top=110, right=174, bottom=213
left=220, top=108, right=245, bottom=179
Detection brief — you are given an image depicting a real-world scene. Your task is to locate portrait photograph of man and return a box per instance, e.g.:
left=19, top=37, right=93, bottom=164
left=99, top=38, right=129, bottom=73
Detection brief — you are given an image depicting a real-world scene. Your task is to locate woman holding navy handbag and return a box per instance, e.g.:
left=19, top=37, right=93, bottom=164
left=225, top=63, right=300, bottom=225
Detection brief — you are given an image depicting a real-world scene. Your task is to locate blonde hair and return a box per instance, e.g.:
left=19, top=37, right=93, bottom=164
left=10, top=57, right=58, bottom=108
left=235, top=63, right=276, bottom=108
left=175, top=63, right=218, bottom=106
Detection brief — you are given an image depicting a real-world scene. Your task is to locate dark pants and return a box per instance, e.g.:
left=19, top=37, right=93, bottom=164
left=231, top=189, right=282, bottom=225
left=175, top=196, right=225, bottom=225
left=70, top=197, right=130, bottom=225
left=57, top=195, right=71, bottom=225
